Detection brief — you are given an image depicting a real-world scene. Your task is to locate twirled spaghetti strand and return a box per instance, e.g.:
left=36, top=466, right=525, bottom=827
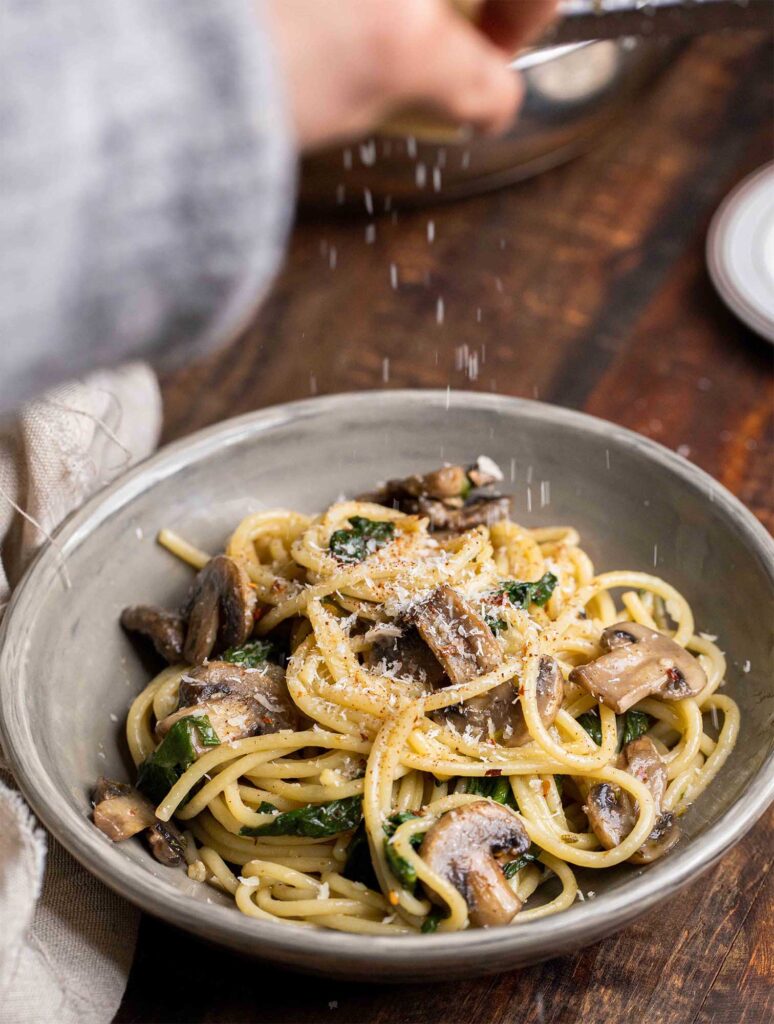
left=127, top=498, right=739, bottom=933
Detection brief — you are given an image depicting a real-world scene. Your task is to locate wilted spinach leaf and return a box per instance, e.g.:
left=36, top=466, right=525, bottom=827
left=136, top=715, right=220, bottom=806
left=385, top=841, right=418, bottom=889
left=222, top=640, right=276, bottom=667
left=577, top=707, right=651, bottom=750
left=484, top=615, right=507, bottom=634
left=498, top=572, right=558, bottom=609
left=502, top=844, right=541, bottom=879
left=342, top=821, right=378, bottom=889
left=239, top=795, right=362, bottom=837
left=421, top=909, right=445, bottom=933
left=462, top=776, right=518, bottom=810
left=384, top=811, right=422, bottom=835
left=329, top=517, right=395, bottom=563
left=619, top=709, right=653, bottom=749
left=344, top=812, right=427, bottom=890
left=577, top=708, right=602, bottom=746
left=384, top=812, right=425, bottom=890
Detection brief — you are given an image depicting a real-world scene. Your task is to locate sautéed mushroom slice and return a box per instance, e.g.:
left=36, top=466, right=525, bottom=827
left=91, top=777, right=185, bottom=866
left=570, top=621, right=707, bottom=714
left=146, top=821, right=186, bottom=866
left=417, top=494, right=512, bottom=533
left=409, top=584, right=501, bottom=685
left=364, top=464, right=470, bottom=503
left=420, top=801, right=530, bottom=927
left=92, top=778, right=156, bottom=841
left=120, top=605, right=186, bottom=663
left=182, top=555, right=256, bottom=665
left=158, top=661, right=301, bottom=744
left=121, top=554, right=257, bottom=666
left=360, top=458, right=512, bottom=533
left=405, top=586, right=563, bottom=746
left=586, top=736, right=680, bottom=864
left=363, top=626, right=445, bottom=691
left=440, top=656, right=563, bottom=747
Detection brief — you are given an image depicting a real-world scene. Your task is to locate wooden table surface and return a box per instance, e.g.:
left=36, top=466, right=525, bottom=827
left=117, top=32, right=773, bottom=1024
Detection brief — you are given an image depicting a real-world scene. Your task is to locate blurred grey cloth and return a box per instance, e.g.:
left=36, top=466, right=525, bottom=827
left=0, top=2, right=293, bottom=1015
left=0, top=363, right=162, bottom=1024
left=0, top=0, right=295, bottom=416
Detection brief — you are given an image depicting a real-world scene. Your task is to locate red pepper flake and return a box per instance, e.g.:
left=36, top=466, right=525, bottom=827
left=253, top=605, right=268, bottom=623
left=542, top=779, right=551, bottom=797
left=666, top=667, right=682, bottom=684
left=485, top=768, right=502, bottom=777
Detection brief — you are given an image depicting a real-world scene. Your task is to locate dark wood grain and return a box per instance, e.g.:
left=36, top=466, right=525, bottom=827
left=118, top=31, right=773, bottom=1024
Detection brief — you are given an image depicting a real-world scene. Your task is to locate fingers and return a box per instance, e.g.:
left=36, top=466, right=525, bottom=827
left=478, top=0, right=560, bottom=54
left=393, top=6, right=525, bottom=134
left=268, top=0, right=557, bottom=149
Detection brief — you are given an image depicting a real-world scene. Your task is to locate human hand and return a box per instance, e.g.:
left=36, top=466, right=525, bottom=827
left=267, top=0, right=558, bottom=149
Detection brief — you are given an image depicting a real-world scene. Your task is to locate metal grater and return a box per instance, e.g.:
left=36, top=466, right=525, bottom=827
left=550, top=0, right=772, bottom=43
left=511, top=0, right=772, bottom=71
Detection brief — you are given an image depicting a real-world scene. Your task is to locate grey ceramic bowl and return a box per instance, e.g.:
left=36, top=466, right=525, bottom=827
left=1, top=391, right=772, bottom=980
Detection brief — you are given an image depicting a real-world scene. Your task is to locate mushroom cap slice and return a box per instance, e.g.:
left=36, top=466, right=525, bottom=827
left=438, top=656, right=564, bottom=747
left=92, top=777, right=134, bottom=805
left=120, top=605, right=186, bottom=664
left=410, top=585, right=502, bottom=686
left=624, top=735, right=668, bottom=808
left=586, top=736, right=681, bottom=863
left=569, top=621, right=707, bottom=714
left=359, top=461, right=511, bottom=534
left=92, top=777, right=157, bottom=842
left=602, top=622, right=653, bottom=651
left=419, top=800, right=530, bottom=928
left=417, top=494, right=512, bottom=533
left=621, top=733, right=680, bottom=863
left=629, top=811, right=680, bottom=864
left=160, top=661, right=302, bottom=743
left=407, top=587, right=561, bottom=746
left=178, top=660, right=286, bottom=708
left=586, top=782, right=637, bottom=849
left=436, top=678, right=518, bottom=740
left=410, top=465, right=469, bottom=500
left=363, top=626, right=445, bottom=691
left=91, top=777, right=187, bottom=867
left=359, top=465, right=469, bottom=504
left=146, top=820, right=186, bottom=866
left=183, top=555, right=256, bottom=665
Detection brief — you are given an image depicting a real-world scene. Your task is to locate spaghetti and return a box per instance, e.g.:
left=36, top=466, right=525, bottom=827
left=110, top=462, right=738, bottom=935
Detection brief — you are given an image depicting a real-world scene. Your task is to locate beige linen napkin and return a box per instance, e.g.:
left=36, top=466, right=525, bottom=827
left=0, top=363, right=162, bottom=1024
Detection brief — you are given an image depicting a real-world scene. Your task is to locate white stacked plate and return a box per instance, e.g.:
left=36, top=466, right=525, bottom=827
left=707, top=162, right=774, bottom=344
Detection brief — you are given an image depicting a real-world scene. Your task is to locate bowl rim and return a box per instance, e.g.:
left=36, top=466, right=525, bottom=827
left=1, top=389, right=772, bottom=971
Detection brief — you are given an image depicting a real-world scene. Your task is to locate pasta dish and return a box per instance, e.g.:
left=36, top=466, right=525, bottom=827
left=92, top=459, right=739, bottom=935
